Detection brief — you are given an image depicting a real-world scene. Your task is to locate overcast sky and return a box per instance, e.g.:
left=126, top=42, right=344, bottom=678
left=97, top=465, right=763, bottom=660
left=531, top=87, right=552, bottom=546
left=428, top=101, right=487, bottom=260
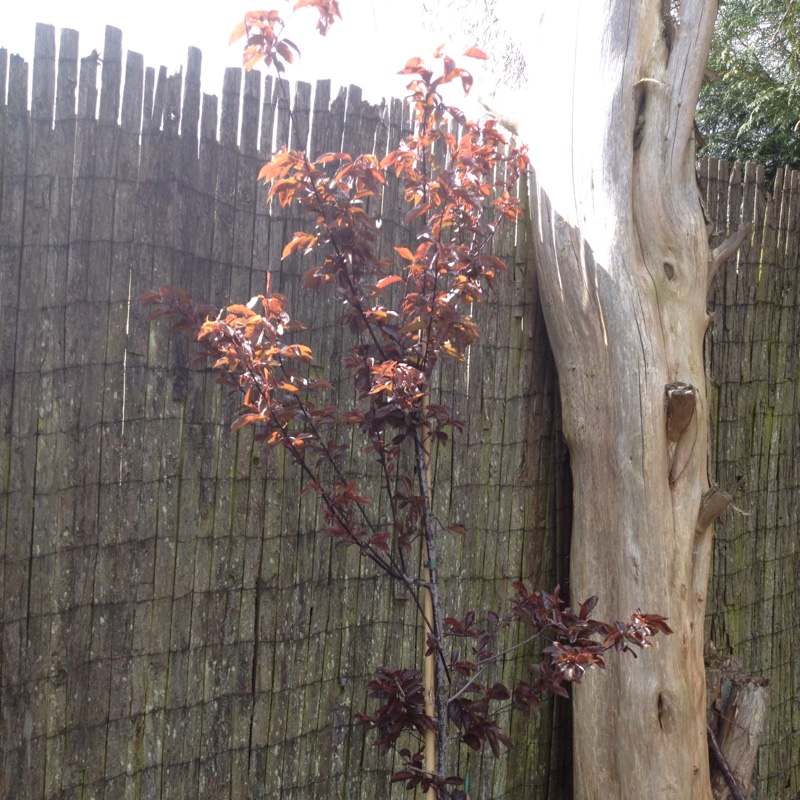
left=2, top=0, right=493, bottom=109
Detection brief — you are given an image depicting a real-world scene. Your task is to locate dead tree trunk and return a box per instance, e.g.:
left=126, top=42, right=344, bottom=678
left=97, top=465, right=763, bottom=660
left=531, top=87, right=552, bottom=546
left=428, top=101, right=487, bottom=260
left=518, top=1, right=729, bottom=797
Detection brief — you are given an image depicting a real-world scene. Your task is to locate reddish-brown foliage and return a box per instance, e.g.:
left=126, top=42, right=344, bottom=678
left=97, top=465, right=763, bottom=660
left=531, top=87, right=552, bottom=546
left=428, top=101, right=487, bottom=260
left=143, top=8, right=671, bottom=796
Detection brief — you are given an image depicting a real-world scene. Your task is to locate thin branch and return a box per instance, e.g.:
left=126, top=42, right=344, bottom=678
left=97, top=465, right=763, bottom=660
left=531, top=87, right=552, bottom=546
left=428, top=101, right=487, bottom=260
left=487, top=628, right=544, bottom=658
left=376, top=444, right=408, bottom=576
left=447, top=665, right=488, bottom=704
left=707, top=723, right=747, bottom=800
left=235, top=349, right=436, bottom=629
left=477, top=95, right=520, bottom=135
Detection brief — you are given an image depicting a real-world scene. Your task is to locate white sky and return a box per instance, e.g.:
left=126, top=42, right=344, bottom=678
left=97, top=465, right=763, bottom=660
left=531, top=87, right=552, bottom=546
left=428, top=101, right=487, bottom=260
left=2, top=0, right=494, bottom=112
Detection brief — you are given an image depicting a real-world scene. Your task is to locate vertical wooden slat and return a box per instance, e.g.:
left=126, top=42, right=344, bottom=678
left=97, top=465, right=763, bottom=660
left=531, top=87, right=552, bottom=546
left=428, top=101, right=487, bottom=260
left=150, top=65, right=168, bottom=132
left=181, top=48, right=202, bottom=145
left=133, top=53, right=179, bottom=800
left=192, top=74, right=244, bottom=800
left=141, top=66, right=155, bottom=131
left=278, top=77, right=353, bottom=799
left=155, top=65, right=207, bottom=800
left=713, top=158, right=730, bottom=250
left=34, top=25, right=79, bottom=800
left=245, top=74, right=282, bottom=795
left=0, top=46, right=7, bottom=106
left=237, top=68, right=261, bottom=294
left=308, top=79, right=331, bottom=161
left=32, top=29, right=81, bottom=800
left=0, top=46, right=34, bottom=800
left=62, top=29, right=106, bottom=800
left=103, top=40, right=147, bottom=800
left=227, top=65, right=264, bottom=800
left=79, top=30, right=136, bottom=797
left=289, top=80, right=312, bottom=152
left=341, top=84, right=363, bottom=156
left=18, top=23, right=59, bottom=796
left=258, top=75, right=275, bottom=156
left=169, top=83, right=218, bottom=800
left=127, top=75, right=165, bottom=800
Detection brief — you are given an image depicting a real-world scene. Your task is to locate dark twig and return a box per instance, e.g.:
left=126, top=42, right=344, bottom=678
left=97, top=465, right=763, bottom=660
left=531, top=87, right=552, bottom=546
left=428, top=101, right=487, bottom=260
left=707, top=723, right=747, bottom=800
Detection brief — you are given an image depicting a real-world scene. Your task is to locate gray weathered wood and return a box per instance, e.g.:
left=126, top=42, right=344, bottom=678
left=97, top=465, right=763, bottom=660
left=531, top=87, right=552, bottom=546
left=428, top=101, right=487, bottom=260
left=520, top=3, right=748, bottom=798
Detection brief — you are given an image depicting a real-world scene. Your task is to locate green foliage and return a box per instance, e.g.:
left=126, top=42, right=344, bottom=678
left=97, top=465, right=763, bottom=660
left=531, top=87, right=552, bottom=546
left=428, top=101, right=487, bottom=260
left=698, top=0, right=800, bottom=181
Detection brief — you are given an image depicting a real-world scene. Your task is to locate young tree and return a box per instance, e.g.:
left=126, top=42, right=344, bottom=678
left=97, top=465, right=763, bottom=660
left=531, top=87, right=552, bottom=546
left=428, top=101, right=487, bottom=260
left=506, top=2, right=747, bottom=798
left=145, top=2, right=674, bottom=795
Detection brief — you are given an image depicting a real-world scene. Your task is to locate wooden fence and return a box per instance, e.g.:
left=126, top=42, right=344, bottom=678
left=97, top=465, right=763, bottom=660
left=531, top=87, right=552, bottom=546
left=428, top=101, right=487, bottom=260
left=703, top=157, right=800, bottom=799
left=0, top=23, right=797, bottom=800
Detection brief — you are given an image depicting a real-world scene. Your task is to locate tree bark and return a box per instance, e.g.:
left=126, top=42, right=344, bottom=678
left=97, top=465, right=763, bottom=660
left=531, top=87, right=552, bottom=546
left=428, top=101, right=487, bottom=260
left=518, top=2, right=719, bottom=797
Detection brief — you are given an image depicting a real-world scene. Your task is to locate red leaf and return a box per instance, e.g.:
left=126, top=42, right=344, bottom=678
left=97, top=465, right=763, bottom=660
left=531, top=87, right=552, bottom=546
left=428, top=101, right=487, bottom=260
left=231, top=413, right=263, bottom=432
left=404, top=202, right=431, bottom=225
left=282, top=232, right=318, bottom=258
left=282, top=37, right=301, bottom=56
left=229, top=21, right=246, bottom=45
left=316, top=151, right=351, bottom=164
left=275, top=41, right=295, bottom=64
left=227, top=303, right=256, bottom=315
left=447, top=524, right=468, bottom=536
left=376, top=275, right=403, bottom=290
left=464, top=46, right=489, bottom=60
left=400, top=56, right=425, bottom=72
left=579, top=595, right=599, bottom=619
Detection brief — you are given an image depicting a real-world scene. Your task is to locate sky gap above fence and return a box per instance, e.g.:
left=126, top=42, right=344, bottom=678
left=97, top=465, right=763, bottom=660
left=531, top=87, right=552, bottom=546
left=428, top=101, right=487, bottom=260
left=0, top=22, right=404, bottom=159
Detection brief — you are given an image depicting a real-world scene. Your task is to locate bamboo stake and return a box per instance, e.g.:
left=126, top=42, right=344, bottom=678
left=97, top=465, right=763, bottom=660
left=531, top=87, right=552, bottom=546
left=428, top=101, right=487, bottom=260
left=423, top=562, right=436, bottom=798
left=421, top=400, right=436, bottom=799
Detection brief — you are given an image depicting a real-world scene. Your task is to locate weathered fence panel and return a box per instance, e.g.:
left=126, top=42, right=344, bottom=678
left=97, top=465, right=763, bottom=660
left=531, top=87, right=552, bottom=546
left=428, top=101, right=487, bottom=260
left=0, top=23, right=797, bottom=800
left=703, top=159, right=800, bottom=800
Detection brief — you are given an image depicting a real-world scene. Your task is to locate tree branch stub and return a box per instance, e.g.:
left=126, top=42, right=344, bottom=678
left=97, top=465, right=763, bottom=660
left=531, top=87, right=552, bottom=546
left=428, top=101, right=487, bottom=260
left=666, top=381, right=697, bottom=442
left=695, top=488, right=733, bottom=535
left=708, top=222, right=752, bottom=289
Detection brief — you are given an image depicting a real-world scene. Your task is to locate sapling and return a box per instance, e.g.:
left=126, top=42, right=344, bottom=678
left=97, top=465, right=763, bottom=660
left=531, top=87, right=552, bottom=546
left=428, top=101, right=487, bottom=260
left=143, top=3, right=672, bottom=795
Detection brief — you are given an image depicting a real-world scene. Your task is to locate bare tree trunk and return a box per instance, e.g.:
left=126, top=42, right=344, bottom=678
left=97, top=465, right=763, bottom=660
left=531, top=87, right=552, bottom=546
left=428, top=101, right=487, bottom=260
left=518, top=2, right=723, bottom=797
